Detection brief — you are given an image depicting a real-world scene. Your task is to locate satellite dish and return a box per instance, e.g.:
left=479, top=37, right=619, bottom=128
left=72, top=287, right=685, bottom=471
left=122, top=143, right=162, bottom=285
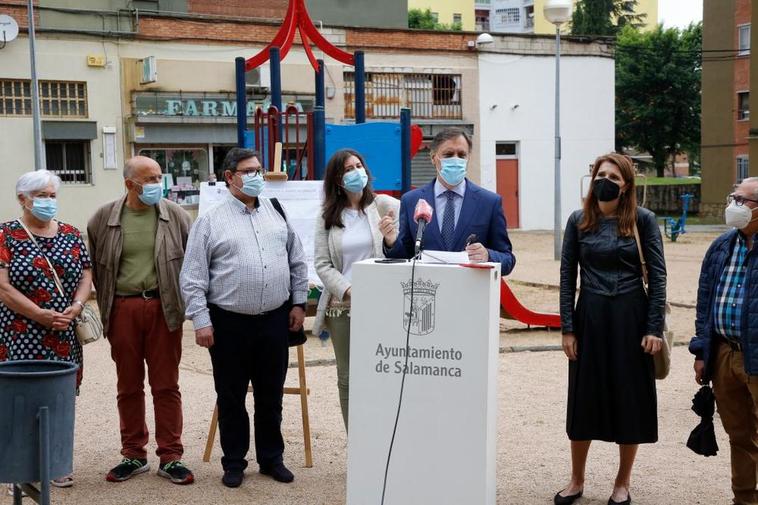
left=0, top=14, right=19, bottom=46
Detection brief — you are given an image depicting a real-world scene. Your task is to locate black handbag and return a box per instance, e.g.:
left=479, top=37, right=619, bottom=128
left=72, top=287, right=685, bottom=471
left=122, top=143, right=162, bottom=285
left=270, top=198, right=308, bottom=348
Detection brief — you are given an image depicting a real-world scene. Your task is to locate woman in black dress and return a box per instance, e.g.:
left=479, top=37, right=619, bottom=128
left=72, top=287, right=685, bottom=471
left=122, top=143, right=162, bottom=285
left=554, top=153, right=666, bottom=505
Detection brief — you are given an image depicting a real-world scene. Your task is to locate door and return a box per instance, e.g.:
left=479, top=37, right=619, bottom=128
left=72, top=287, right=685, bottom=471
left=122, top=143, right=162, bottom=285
left=495, top=142, right=519, bottom=228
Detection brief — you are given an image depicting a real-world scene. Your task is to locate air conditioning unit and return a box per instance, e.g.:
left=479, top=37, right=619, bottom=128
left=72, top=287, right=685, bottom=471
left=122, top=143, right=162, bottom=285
left=245, top=64, right=271, bottom=90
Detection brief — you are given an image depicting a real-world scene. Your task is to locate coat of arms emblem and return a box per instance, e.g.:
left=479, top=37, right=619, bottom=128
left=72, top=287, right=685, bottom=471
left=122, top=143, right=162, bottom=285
left=401, top=278, right=439, bottom=336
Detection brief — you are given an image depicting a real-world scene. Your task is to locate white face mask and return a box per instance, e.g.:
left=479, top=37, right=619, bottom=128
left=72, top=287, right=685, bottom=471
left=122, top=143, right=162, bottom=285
left=725, top=201, right=757, bottom=229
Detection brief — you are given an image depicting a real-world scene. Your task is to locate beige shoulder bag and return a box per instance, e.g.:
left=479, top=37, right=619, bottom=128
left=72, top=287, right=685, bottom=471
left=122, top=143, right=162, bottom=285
left=632, top=221, right=673, bottom=380
left=16, top=219, right=102, bottom=345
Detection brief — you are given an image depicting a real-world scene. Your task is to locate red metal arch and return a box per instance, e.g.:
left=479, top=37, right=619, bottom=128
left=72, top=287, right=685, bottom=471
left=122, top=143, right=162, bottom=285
left=245, top=0, right=355, bottom=71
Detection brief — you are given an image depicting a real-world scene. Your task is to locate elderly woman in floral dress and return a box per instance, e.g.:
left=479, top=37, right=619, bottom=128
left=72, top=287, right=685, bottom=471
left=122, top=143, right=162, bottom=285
left=0, top=170, right=92, bottom=489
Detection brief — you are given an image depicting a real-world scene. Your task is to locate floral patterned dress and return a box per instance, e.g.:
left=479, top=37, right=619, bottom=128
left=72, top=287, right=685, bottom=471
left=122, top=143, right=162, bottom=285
left=0, top=220, right=92, bottom=387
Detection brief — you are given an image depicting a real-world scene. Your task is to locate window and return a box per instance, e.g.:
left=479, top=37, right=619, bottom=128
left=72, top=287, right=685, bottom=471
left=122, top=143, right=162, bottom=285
left=453, top=13, right=462, bottom=24
left=0, top=79, right=87, bottom=117
left=496, top=8, right=519, bottom=24
left=344, top=72, right=462, bottom=119
left=431, top=12, right=439, bottom=22
left=738, top=156, right=750, bottom=182
left=738, top=91, right=750, bottom=120
left=45, top=141, right=91, bottom=184
left=495, top=142, right=518, bottom=157
left=476, top=14, right=490, bottom=31
left=739, top=24, right=751, bottom=56
left=138, top=148, right=209, bottom=206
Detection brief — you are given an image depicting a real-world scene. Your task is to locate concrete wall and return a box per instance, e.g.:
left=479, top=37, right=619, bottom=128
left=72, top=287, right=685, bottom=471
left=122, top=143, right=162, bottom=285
left=478, top=40, right=614, bottom=230
left=0, top=35, right=124, bottom=233
left=307, top=0, right=409, bottom=29
left=701, top=0, right=736, bottom=217
left=407, top=0, right=475, bottom=30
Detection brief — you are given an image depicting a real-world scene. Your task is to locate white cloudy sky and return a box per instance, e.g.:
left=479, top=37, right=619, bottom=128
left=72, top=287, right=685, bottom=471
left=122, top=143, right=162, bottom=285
left=658, top=0, right=703, bottom=28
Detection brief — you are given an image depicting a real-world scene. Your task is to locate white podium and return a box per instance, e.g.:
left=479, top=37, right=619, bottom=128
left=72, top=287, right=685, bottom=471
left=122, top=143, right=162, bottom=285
left=347, top=260, right=501, bottom=505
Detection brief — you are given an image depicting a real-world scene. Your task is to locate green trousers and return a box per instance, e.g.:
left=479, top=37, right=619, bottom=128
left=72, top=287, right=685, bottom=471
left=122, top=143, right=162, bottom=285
left=325, top=313, right=350, bottom=431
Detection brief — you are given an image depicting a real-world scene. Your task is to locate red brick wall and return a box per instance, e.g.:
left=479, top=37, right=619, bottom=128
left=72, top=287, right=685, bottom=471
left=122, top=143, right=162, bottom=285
left=188, top=0, right=287, bottom=19
left=138, top=16, right=282, bottom=45
left=735, top=0, right=750, bottom=161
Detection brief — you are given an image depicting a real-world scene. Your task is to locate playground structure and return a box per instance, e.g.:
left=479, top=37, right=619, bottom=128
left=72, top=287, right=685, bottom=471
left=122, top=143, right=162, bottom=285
left=663, top=193, right=694, bottom=242
left=232, top=0, right=560, bottom=330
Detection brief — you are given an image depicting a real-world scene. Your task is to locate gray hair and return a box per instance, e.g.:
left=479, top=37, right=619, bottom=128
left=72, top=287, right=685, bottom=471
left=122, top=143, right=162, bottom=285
left=15, top=170, right=61, bottom=197
left=741, top=177, right=758, bottom=197
left=430, top=127, right=473, bottom=154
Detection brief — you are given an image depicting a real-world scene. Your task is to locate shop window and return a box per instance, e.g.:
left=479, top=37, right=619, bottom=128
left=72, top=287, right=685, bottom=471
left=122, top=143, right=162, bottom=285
left=45, top=141, right=91, bottom=184
left=138, top=148, right=209, bottom=207
left=0, top=79, right=87, bottom=117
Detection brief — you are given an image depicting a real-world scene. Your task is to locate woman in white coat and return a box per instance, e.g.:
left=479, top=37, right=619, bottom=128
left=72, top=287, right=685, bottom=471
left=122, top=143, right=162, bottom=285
left=313, top=149, right=399, bottom=430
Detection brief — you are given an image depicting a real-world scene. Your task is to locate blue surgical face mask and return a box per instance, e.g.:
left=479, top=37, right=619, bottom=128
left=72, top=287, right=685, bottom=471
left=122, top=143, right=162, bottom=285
left=137, top=182, right=163, bottom=206
left=240, top=172, right=265, bottom=197
left=29, top=197, right=57, bottom=221
left=343, top=167, right=368, bottom=194
left=439, top=157, right=467, bottom=186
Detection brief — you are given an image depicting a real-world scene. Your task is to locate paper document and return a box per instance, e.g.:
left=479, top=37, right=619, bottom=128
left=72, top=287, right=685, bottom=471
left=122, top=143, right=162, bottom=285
left=420, top=250, right=470, bottom=264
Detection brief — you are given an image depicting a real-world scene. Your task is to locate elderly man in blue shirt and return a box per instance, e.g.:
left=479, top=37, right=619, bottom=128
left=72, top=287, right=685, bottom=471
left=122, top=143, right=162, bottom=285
left=691, top=177, right=758, bottom=505
left=181, top=148, right=308, bottom=489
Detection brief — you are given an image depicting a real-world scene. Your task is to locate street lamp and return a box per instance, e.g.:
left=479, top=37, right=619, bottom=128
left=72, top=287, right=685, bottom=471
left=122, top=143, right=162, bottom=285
left=544, top=0, right=572, bottom=261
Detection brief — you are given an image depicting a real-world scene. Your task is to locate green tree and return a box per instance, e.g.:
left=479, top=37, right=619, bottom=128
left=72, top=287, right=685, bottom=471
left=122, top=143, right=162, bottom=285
left=408, top=8, right=462, bottom=31
left=615, top=23, right=702, bottom=176
left=571, top=0, right=646, bottom=36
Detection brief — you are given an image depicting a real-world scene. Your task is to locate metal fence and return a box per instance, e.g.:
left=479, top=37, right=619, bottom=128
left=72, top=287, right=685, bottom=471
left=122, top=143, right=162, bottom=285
left=344, top=72, right=462, bottom=120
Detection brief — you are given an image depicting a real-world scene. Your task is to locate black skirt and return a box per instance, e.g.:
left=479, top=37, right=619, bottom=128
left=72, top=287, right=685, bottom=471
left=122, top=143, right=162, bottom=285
left=566, top=287, right=658, bottom=444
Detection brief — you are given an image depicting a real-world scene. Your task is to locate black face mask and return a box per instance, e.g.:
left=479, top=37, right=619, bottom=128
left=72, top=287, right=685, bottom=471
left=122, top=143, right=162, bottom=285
left=593, top=177, right=621, bottom=202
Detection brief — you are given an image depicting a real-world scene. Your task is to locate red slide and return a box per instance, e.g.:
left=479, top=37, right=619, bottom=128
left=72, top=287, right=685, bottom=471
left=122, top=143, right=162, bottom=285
left=500, top=280, right=561, bottom=329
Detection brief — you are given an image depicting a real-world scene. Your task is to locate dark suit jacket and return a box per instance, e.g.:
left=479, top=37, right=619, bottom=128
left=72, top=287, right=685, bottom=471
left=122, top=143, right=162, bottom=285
left=386, top=178, right=516, bottom=275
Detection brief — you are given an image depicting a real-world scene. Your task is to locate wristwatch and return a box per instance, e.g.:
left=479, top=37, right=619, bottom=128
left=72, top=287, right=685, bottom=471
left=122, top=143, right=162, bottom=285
left=73, top=300, right=85, bottom=311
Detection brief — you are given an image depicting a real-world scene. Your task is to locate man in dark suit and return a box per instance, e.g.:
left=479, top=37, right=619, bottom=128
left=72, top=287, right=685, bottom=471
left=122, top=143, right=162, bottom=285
left=381, top=127, right=516, bottom=275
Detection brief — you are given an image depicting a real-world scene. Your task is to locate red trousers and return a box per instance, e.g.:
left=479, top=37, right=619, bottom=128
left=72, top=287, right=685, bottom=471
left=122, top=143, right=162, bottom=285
left=108, top=297, right=184, bottom=463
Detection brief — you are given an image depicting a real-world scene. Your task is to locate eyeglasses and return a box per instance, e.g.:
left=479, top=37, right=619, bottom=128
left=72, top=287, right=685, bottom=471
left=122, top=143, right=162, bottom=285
left=237, top=168, right=264, bottom=177
left=727, top=193, right=758, bottom=207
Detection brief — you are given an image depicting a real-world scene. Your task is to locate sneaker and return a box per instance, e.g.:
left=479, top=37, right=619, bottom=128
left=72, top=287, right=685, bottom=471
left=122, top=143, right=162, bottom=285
left=106, top=458, right=150, bottom=482
left=157, top=460, right=194, bottom=485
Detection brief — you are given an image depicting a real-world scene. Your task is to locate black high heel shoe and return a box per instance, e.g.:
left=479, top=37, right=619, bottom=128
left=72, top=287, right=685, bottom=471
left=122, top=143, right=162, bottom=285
left=554, top=489, right=583, bottom=505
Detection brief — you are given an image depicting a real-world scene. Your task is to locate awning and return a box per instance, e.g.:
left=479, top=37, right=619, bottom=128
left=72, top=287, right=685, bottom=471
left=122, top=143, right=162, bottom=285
left=42, top=121, right=97, bottom=140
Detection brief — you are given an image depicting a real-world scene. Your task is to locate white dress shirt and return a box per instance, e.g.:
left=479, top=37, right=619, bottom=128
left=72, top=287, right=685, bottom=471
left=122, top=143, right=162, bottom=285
left=180, top=193, right=308, bottom=330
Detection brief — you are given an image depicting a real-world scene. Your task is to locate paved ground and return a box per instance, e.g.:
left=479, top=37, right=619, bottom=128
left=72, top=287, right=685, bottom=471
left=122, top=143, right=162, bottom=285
left=1, top=231, right=737, bottom=504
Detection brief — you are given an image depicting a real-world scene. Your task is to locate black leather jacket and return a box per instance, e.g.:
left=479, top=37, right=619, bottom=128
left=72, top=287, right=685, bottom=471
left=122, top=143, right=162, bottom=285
left=560, top=207, right=667, bottom=337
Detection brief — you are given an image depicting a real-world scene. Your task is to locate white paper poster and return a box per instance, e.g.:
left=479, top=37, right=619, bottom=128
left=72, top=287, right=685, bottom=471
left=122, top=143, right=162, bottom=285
left=198, top=181, right=324, bottom=285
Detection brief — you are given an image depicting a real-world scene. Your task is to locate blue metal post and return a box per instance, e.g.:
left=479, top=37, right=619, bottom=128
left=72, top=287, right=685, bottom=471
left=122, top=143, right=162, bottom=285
left=400, top=108, right=411, bottom=194
left=235, top=57, right=246, bottom=148
left=354, top=50, right=366, bottom=124
left=269, top=47, right=283, bottom=142
left=315, top=59, right=325, bottom=108
left=313, top=106, right=326, bottom=179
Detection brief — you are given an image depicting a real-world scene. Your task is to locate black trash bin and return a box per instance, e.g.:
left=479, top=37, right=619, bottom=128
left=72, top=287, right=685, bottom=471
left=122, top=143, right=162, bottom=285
left=0, top=360, right=78, bottom=484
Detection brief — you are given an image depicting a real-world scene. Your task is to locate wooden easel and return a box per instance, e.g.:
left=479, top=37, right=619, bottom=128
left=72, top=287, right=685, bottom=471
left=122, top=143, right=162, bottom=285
left=202, top=344, right=313, bottom=468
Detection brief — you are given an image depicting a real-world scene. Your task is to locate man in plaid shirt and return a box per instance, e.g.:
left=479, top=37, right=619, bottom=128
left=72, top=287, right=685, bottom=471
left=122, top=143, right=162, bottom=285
left=691, top=178, right=758, bottom=505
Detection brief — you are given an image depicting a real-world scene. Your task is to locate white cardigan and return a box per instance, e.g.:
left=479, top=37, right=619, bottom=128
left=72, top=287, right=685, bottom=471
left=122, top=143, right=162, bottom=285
left=312, top=194, right=400, bottom=335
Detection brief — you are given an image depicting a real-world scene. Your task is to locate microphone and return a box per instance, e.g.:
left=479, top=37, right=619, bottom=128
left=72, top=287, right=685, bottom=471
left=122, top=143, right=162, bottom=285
left=413, top=199, right=434, bottom=255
